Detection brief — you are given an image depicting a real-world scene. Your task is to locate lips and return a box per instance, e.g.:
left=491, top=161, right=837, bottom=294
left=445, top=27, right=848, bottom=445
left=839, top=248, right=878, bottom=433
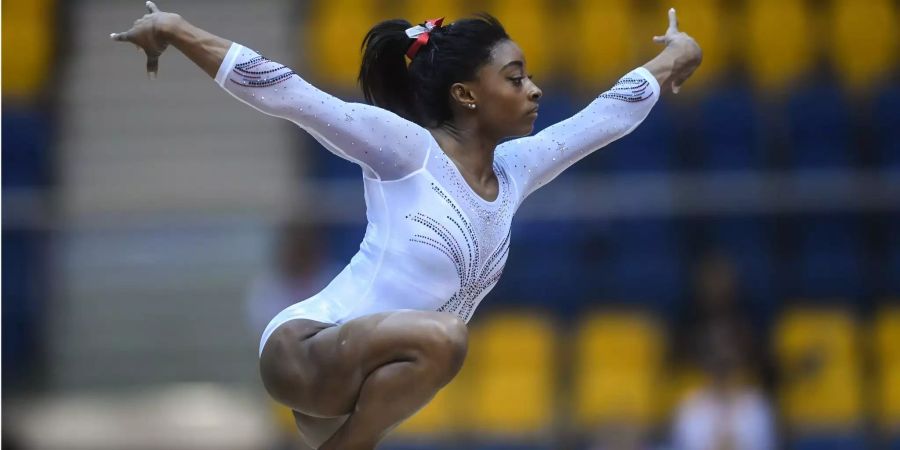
left=527, top=106, right=539, bottom=115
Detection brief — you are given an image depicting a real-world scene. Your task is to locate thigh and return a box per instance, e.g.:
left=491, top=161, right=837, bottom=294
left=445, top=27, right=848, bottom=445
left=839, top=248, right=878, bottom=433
left=259, top=309, right=467, bottom=417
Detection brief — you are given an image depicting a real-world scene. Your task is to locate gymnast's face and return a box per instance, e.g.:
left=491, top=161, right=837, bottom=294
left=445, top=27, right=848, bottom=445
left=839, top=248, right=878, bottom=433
left=452, top=40, right=543, bottom=138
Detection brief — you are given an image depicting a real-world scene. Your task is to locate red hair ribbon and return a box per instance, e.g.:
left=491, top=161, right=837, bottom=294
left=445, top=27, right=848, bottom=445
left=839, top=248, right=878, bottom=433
left=405, top=17, right=444, bottom=60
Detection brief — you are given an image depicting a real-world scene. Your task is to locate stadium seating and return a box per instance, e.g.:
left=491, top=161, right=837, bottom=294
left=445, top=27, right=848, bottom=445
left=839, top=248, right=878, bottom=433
left=463, top=312, right=558, bottom=440
left=568, top=0, right=637, bottom=86
left=598, top=98, right=676, bottom=173
left=305, top=0, right=381, bottom=87
left=2, top=107, right=52, bottom=187
left=744, top=0, right=814, bottom=91
left=327, top=222, right=368, bottom=262
left=400, top=0, right=466, bottom=26
left=789, top=434, right=867, bottom=450
left=873, top=86, right=900, bottom=169
left=874, top=305, right=900, bottom=433
left=497, top=220, right=583, bottom=314
left=600, top=218, right=685, bottom=312
left=487, top=0, right=553, bottom=82
left=785, top=213, right=864, bottom=299
left=572, top=311, right=663, bottom=429
left=774, top=307, right=863, bottom=429
left=707, top=216, right=778, bottom=321
left=785, top=82, right=853, bottom=169
left=2, top=0, right=54, bottom=98
left=697, top=83, right=766, bottom=171
left=888, top=213, right=900, bottom=297
left=830, top=0, right=898, bottom=92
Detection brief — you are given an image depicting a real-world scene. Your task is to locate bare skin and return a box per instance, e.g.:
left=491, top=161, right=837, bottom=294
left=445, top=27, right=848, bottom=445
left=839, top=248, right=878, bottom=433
left=111, top=3, right=700, bottom=448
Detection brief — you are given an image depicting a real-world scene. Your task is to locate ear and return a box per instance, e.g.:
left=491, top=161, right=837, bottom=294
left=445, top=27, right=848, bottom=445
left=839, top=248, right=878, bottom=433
left=449, top=81, right=478, bottom=109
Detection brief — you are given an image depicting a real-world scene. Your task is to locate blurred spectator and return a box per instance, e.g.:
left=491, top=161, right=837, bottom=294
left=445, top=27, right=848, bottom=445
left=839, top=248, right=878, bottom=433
left=244, top=220, right=341, bottom=338
left=245, top=220, right=341, bottom=450
left=670, top=251, right=777, bottom=450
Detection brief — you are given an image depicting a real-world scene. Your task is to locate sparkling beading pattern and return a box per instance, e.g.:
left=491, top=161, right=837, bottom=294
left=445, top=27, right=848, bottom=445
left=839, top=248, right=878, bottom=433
left=406, top=182, right=511, bottom=321
left=432, top=152, right=513, bottom=265
left=230, top=55, right=296, bottom=88
left=599, top=77, right=653, bottom=102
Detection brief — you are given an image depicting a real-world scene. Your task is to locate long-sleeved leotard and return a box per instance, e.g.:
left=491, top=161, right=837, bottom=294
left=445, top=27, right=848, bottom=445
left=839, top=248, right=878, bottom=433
left=215, top=43, right=660, bottom=356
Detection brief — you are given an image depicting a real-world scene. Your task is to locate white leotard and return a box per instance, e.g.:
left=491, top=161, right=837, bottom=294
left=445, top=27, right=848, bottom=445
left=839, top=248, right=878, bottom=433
left=214, top=43, right=660, bottom=356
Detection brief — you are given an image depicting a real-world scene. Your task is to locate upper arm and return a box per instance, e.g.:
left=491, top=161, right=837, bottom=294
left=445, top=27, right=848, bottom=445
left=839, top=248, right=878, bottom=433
left=216, top=43, right=431, bottom=180
left=497, top=67, right=661, bottom=201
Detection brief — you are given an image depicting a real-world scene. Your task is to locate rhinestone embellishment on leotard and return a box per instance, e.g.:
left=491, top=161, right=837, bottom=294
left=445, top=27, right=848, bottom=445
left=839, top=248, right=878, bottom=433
left=434, top=153, right=513, bottom=264
left=229, top=54, right=296, bottom=88
left=405, top=183, right=511, bottom=322
left=599, top=77, right=654, bottom=103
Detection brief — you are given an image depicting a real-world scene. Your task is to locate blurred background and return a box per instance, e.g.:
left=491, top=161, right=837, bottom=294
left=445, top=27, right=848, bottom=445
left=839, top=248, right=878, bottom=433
left=3, top=0, right=899, bottom=448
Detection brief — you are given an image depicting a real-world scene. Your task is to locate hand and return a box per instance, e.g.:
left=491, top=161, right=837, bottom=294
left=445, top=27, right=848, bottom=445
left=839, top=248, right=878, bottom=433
left=110, top=1, right=181, bottom=79
left=652, top=8, right=702, bottom=94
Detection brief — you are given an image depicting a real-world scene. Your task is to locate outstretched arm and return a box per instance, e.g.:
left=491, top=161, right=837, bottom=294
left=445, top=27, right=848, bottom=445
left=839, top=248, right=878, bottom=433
left=111, top=1, right=432, bottom=181
left=496, top=8, right=701, bottom=203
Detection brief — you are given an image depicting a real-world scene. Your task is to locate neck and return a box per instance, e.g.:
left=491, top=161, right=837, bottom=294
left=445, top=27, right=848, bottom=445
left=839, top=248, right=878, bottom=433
left=429, top=121, right=498, bottom=184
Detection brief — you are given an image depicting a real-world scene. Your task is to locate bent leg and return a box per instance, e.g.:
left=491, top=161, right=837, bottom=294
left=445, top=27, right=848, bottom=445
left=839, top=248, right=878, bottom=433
left=292, top=410, right=347, bottom=449
left=260, top=310, right=468, bottom=449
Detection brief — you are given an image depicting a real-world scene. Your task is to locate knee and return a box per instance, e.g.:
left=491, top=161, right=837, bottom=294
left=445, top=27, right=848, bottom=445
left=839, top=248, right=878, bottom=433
left=417, top=313, right=468, bottom=380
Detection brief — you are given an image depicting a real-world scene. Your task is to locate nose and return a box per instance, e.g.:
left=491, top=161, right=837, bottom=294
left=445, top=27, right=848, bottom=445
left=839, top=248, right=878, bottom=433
left=528, top=83, right=542, bottom=101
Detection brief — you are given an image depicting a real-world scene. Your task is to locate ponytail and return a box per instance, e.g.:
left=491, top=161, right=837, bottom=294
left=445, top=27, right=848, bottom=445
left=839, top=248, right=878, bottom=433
left=358, top=20, right=419, bottom=123
left=359, top=14, right=510, bottom=128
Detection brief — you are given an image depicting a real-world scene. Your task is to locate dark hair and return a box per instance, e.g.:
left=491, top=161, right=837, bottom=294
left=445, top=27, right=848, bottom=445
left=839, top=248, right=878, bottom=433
left=358, top=14, right=510, bottom=128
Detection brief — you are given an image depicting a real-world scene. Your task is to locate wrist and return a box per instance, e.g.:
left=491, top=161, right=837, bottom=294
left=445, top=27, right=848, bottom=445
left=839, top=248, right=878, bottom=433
left=157, top=13, right=184, bottom=44
left=667, top=36, right=702, bottom=67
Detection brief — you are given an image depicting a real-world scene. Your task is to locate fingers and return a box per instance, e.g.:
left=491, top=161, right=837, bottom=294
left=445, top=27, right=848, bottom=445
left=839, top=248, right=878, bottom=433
left=667, top=7, right=679, bottom=33
left=146, top=53, right=160, bottom=79
left=110, top=31, right=130, bottom=42
left=146, top=1, right=160, bottom=13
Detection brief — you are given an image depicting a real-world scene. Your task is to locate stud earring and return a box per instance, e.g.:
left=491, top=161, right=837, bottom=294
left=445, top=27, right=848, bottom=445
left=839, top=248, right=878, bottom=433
left=468, top=104, right=476, bottom=109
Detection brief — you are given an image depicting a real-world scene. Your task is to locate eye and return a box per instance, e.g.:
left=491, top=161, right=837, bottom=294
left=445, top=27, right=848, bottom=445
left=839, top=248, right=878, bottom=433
left=509, top=76, right=525, bottom=87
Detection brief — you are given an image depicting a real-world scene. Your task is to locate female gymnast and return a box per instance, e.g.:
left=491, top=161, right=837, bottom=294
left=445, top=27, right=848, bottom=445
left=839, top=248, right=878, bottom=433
left=112, top=2, right=701, bottom=448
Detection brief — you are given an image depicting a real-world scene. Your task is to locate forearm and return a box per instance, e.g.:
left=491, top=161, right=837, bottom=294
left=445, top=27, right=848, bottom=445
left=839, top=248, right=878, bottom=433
left=503, top=67, right=660, bottom=200
left=161, top=15, right=232, bottom=78
left=216, top=44, right=431, bottom=180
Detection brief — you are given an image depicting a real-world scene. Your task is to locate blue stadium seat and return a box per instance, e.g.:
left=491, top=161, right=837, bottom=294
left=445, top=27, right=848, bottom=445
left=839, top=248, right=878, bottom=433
left=1, top=229, right=44, bottom=384
left=709, top=217, right=778, bottom=321
left=873, top=85, right=900, bottom=168
left=698, top=84, right=766, bottom=170
left=788, top=214, right=864, bottom=298
left=2, top=107, right=51, bottom=188
left=587, top=218, right=684, bottom=311
left=890, top=435, right=900, bottom=450
left=887, top=212, right=900, bottom=296
left=594, top=98, right=676, bottom=173
left=494, top=220, right=583, bottom=314
left=785, top=82, right=853, bottom=169
left=326, top=223, right=367, bottom=262
left=790, top=434, right=867, bottom=450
